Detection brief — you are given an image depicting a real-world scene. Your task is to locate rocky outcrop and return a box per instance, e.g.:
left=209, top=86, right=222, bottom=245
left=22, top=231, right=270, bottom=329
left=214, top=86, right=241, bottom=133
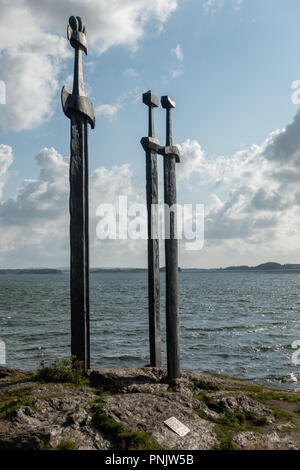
left=0, top=367, right=300, bottom=450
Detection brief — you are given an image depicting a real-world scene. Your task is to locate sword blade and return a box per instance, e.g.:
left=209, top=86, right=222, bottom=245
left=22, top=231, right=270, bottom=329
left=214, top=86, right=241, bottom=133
left=69, top=115, right=90, bottom=370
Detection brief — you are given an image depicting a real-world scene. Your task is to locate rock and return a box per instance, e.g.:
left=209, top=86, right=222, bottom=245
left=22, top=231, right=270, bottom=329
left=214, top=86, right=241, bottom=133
left=102, top=392, right=216, bottom=450
left=216, top=395, right=274, bottom=422
left=233, top=431, right=297, bottom=450
left=0, top=383, right=111, bottom=450
left=1, top=366, right=300, bottom=450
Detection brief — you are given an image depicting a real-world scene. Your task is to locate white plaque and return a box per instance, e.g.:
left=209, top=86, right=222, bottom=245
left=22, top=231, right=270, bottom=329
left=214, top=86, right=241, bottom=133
left=164, top=417, right=190, bottom=437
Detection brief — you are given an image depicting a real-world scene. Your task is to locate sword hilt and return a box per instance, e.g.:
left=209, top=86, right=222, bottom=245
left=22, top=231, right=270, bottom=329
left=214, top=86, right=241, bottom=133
left=161, top=96, right=176, bottom=147
left=143, top=90, right=159, bottom=138
left=62, top=16, right=95, bottom=129
left=159, top=96, right=180, bottom=163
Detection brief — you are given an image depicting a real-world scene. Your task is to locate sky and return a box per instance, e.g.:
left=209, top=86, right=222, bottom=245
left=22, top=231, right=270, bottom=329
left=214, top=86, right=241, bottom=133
left=1, top=0, right=300, bottom=268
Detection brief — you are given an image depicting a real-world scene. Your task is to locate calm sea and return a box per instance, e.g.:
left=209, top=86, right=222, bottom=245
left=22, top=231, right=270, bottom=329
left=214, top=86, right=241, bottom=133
left=1, top=271, right=300, bottom=389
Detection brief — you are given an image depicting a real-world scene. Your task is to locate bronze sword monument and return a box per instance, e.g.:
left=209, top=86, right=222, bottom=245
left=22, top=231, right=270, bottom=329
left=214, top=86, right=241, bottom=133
left=141, top=93, right=181, bottom=380
left=141, top=91, right=162, bottom=367
left=61, top=16, right=95, bottom=371
left=159, top=96, right=181, bottom=380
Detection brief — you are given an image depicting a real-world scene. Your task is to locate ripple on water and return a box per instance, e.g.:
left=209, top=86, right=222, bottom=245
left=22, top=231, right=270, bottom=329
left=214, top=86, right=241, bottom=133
left=1, top=271, right=300, bottom=389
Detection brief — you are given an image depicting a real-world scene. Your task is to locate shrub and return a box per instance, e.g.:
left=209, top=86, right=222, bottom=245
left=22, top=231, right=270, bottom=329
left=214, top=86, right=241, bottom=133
left=35, top=357, right=89, bottom=386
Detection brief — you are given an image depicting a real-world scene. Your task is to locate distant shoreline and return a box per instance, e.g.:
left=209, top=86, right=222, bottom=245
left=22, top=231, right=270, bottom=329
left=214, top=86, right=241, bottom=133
left=0, top=269, right=62, bottom=275
left=1, top=262, right=300, bottom=274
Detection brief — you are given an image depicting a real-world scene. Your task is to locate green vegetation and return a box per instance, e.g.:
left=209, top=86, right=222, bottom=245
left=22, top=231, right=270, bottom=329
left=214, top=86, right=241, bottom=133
left=197, top=393, right=225, bottom=413
left=193, top=380, right=221, bottom=392
left=0, top=369, right=8, bottom=379
left=0, top=387, right=38, bottom=419
left=95, top=388, right=112, bottom=398
left=0, top=368, right=34, bottom=383
left=35, top=357, right=89, bottom=386
left=273, top=409, right=294, bottom=423
left=254, top=391, right=300, bottom=405
left=211, top=427, right=238, bottom=451
left=92, top=411, right=164, bottom=450
left=232, top=384, right=264, bottom=393
left=196, top=393, right=268, bottom=450
left=40, top=440, right=77, bottom=450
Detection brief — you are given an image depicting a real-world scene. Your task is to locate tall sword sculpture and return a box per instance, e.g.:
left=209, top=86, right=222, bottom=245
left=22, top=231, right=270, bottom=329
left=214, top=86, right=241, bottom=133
left=158, top=96, right=181, bottom=380
left=141, top=91, right=162, bottom=367
left=61, top=16, right=95, bottom=371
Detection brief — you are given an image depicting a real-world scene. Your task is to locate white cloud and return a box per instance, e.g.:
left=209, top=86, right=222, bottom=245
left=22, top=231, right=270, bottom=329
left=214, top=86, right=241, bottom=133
left=124, top=67, right=138, bottom=78
left=0, top=146, right=137, bottom=267
left=178, top=110, right=300, bottom=262
left=171, top=44, right=183, bottom=62
left=0, top=145, right=13, bottom=198
left=0, top=0, right=178, bottom=132
left=203, top=0, right=223, bottom=13
left=95, top=104, right=121, bottom=122
left=4, top=103, right=300, bottom=267
left=170, top=43, right=184, bottom=79
left=203, top=0, right=243, bottom=13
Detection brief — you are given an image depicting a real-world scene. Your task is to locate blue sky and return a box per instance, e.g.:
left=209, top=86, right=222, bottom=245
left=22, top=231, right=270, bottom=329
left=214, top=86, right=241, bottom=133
left=1, top=0, right=300, bottom=268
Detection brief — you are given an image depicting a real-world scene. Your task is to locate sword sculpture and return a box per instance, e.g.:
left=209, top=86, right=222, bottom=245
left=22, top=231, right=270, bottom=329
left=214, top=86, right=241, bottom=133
left=141, top=91, right=162, bottom=367
left=61, top=16, right=95, bottom=371
left=159, top=96, right=181, bottom=380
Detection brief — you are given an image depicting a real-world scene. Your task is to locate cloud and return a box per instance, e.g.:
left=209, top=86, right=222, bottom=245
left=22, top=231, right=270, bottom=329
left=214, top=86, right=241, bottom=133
left=203, top=0, right=244, bottom=13
left=0, top=145, right=13, bottom=198
left=0, top=0, right=178, bottom=132
left=95, top=104, right=121, bottom=122
left=170, top=43, right=184, bottom=78
left=4, top=106, right=300, bottom=267
left=177, top=110, right=300, bottom=264
left=203, top=0, right=223, bottom=13
left=0, top=146, right=136, bottom=267
left=171, top=44, right=183, bottom=62
left=124, top=67, right=138, bottom=78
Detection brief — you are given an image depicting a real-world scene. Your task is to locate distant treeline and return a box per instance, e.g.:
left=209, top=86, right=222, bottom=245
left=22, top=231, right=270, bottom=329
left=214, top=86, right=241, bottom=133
left=1, top=263, right=300, bottom=275
left=185, top=262, right=300, bottom=272
left=0, top=269, right=62, bottom=275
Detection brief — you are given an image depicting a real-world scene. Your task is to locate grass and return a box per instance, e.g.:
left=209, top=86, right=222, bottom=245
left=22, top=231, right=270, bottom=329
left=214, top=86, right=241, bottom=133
left=0, top=387, right=38, bottom=419
left=92, top=410, right=164, bottom=450
left=40, top=440, right=77, bottom=450
left=232, top=384, right=264, bottom=393
left=209, top=411, right=267, bottom=451
left=35, top=357, right=89, bottom=386
left=193, top=380, right=221, bottom=392
left=211, top=427, right=238, bottom=451
left=254, top=391, right=300, bottom=405
left=196, top=393, right=268, bottom=450
left=0, top=369, right=8, bottom=379
left=95, top=388, right=112, bottom=398
left=273, top=409, right=294, bottom=423
left=197, top=393, right=225, bottom=413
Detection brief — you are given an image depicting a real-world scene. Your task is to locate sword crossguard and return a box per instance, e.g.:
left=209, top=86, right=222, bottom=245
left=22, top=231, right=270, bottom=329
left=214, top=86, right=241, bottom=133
left=141, top=137, right=161, bottom=153
left=158, top=145, right=180, bottom=163
left=67, top=16, right=88, bottom=55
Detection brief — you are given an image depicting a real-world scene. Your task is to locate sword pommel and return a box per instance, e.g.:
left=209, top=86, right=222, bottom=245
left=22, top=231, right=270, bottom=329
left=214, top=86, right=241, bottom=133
left=68, top=16, right=88, bottom=55
left=143, top=90, right=159, bottom=108
left=161, top=96, right=176, bottom=109
left=142, top=90, right=159, bottom=138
